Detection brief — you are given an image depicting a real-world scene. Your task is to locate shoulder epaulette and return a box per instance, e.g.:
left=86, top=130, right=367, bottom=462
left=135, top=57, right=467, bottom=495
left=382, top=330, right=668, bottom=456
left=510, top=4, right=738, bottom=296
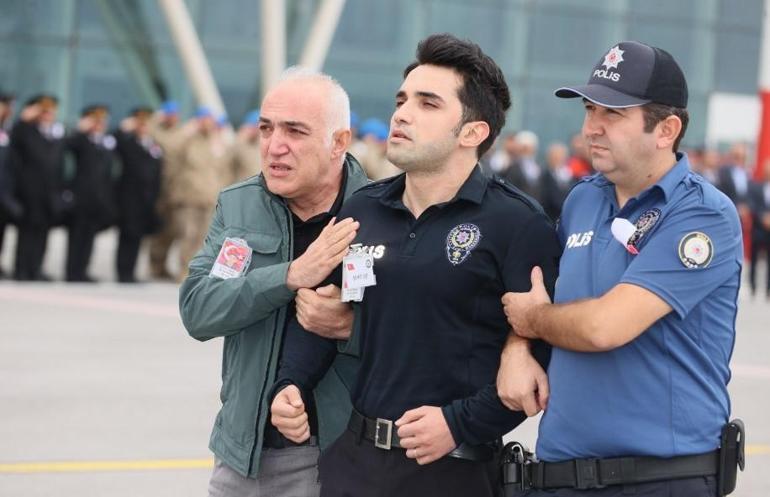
left=488, top=174, right=543, bottom=214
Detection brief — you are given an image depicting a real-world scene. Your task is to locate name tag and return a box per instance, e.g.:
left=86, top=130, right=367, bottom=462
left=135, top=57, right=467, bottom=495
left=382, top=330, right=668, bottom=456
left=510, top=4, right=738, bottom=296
left=210, top=237, right=252, bottom=279
left=341, top=252, right=376, bottom=302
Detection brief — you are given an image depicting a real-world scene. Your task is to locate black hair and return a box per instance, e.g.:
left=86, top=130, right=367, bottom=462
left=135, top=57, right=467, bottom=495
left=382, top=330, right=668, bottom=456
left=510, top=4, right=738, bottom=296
left=403, top=33, right=511, bottom=158
left=641, top=103, right=689, bottom=153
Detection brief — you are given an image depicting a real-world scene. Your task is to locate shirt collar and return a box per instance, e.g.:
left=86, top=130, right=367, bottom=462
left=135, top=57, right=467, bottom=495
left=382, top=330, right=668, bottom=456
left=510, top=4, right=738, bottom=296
left=377, top=165, right=488, bottom=210
left=648, top=152, right=690, bottom=203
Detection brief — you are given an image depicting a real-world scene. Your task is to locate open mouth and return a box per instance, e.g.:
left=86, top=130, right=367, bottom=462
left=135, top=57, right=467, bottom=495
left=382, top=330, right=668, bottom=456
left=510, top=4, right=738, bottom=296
left=269, top=163, right=292, bottom=172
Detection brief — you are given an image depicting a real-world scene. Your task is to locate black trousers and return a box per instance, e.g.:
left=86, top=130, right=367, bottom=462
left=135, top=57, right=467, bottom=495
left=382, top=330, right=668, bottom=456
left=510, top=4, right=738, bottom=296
left=749, top=238, right=770, bottom=296
left=319, top=428, right=501, bottom=497
left=116, top=230, right=141, bottom=282
left=509, top=476, right=718, bottom=496
left=66, top=216, right=98, bottom=281
left=14, top=223, right=49, bottom=280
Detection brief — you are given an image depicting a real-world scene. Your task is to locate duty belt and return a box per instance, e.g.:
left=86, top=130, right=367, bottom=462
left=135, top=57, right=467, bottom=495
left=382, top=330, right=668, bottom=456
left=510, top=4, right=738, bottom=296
left=347, top=409, right=497, bottom=462
left=502, top=442, right=719, bottom=491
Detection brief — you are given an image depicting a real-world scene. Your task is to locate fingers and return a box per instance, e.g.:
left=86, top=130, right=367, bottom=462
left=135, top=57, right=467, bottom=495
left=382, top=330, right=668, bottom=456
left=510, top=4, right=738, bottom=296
left=321, top=218, right=359, bottom=246
left=284, top=385, right=304, bottom=408
left=536, top=369, right=550, bottom=411
left=271, top=386, right=304, bottom=417
left=520, top=391, right=540, bottom=417
left=316, top=284, right=340, bottom=298
left=272, top=410, right=309, bottom=431
left=277, top=418, right=310, bottom=442
left=395, top=407, right=425, bottom=427
left=531, top=266, right=544, bottom=289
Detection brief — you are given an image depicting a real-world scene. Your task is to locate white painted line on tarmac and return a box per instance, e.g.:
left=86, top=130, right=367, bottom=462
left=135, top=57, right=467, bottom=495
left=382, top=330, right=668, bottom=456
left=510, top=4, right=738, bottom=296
left=0, top=458, right=214, bottom=474
left=1, top=447, right=769, bottom=474
left=0, top=287, right=179, bottom=318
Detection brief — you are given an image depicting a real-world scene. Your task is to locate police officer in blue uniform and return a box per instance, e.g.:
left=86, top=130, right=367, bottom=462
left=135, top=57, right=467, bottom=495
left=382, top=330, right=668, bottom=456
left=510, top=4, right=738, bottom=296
left=498, top=41, right=743, bottom=496
left=269, top=34, right=561, bottom=497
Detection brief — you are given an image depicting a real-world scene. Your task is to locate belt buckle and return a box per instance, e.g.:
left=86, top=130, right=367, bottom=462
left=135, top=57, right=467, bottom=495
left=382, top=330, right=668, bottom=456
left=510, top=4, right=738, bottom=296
left=575, top=458, right=605, bottom=490
left=374, top=418, right=393, bottom=450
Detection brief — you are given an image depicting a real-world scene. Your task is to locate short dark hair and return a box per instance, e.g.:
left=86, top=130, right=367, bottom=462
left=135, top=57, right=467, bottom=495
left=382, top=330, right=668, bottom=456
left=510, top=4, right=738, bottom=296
left=641, top=103, right=689, bottom=153
left=403, top=33, right=511, bottom=158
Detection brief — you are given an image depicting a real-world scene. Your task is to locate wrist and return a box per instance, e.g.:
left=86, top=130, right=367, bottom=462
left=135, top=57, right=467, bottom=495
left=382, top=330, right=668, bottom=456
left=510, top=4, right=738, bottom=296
left=285, top=262, right=302, bottom=291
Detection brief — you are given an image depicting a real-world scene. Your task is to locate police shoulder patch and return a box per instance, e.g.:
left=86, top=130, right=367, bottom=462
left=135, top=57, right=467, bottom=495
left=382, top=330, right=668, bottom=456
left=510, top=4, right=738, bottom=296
left=678, top=232, right=713, bottom=269
left=446, top=223, right=481, bottom=266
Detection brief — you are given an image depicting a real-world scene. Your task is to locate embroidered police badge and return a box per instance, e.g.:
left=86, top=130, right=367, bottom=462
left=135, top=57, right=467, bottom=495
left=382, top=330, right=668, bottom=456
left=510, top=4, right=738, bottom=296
left=626, top=208, right=661, bottom=250
left=678, top=232, right=713, bottom=269
left=446, top=223, right=481, bottom=266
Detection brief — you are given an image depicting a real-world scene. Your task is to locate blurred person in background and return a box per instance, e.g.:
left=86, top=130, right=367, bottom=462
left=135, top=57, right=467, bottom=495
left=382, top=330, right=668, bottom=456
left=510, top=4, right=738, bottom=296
left=148, top=100, right=183, bottom=280
left=483, top=131, right=517, bottom=177
left=749, top=159, right=770, bottom=299
left=356, top=117, right=400, bottom=180
left=699, top=147, right=721, bottom=184
left=0, top=92, right=18, bottom=279
left=10, top=94, right=65, bottom=281
left=114, top=107, right=163, bottom=283
left=63, top=104, right=118, bottom=283
left=505, top=129, right=541, bottom=200
left=539, top=141, right=575, bottom=222
left=566, top=132, right=592, bottom=179
left=231, top=109, right=262, bottom=183
left=169, top=106, right=233, bottom=281
left=717, top=142, right=753, bottom=259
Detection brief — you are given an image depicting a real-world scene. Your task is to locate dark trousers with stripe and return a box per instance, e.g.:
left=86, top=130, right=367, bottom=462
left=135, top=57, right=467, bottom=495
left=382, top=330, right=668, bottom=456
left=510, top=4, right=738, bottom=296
left=319, top=428, right=501, bottom=497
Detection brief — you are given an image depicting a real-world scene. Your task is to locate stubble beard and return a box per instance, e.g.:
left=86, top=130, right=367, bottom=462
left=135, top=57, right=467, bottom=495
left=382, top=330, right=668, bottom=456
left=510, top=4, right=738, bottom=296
left=386, top=137, right=455, bottom=175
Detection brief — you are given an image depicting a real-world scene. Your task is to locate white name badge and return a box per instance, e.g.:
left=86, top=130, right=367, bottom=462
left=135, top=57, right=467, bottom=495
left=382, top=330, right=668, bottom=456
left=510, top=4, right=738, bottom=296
left=210, top=237, right=252, bottom=279
left=341, top=252, right=376, bottom=302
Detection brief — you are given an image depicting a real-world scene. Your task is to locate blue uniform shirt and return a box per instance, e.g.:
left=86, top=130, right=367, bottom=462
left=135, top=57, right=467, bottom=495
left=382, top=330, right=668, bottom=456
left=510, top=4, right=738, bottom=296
left=537, top=153, right=742, bottom=461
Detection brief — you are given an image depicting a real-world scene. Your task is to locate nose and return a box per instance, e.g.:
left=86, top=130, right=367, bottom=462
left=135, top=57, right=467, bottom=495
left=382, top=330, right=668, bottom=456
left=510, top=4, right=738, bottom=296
left=582, top=111, right=603, bottom=139
left=265, top=129, right=289, bottom=158
left=391, top=102, right=412, bottom=128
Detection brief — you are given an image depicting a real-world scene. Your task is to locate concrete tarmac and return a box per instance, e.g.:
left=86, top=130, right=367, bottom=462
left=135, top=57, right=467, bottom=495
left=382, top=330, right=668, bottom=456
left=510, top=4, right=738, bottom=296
left=0, top=227, right=768, bottom=496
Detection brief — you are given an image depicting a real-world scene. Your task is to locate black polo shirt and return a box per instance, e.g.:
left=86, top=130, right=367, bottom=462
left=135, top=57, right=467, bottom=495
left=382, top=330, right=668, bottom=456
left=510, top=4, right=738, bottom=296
left=263, top=168, right=347, bottom=446
left=277, top=166, right=561, bottom=447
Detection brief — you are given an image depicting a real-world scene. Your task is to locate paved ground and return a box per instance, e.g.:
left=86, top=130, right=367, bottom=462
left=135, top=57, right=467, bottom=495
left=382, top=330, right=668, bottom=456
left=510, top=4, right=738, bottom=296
left=0, top=227, right=768, bottom=496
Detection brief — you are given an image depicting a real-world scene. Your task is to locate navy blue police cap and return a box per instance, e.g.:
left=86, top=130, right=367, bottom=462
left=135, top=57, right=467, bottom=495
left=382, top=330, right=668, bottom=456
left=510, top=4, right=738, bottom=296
left=555, top=41, right=688, bottom=109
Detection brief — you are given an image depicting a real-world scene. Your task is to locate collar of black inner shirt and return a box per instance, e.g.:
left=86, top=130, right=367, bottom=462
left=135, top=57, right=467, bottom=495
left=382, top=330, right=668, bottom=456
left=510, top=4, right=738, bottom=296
left=292, top=165, right=348, bottom=225
left=374, top=165, right=487, bottom=210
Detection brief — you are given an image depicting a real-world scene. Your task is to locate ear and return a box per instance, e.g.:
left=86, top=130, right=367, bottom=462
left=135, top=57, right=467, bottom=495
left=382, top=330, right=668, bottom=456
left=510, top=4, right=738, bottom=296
left=459, top=121, right=490, bottom=150
left=331, top=128, right=352, bottom=161
left=655, top=115, right=682, bottom=151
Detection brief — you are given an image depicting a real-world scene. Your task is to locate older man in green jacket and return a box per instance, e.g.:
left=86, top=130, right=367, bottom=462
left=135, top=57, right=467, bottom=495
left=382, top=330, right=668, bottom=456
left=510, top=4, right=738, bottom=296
left=179, top=67, right=368, bottom=497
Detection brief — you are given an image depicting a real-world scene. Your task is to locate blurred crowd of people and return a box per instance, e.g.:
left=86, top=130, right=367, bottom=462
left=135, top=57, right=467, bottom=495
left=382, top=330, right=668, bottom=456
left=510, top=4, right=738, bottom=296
left=0, top=90, right=768, bottom=295
left=0, top=91, right=398, bottom=283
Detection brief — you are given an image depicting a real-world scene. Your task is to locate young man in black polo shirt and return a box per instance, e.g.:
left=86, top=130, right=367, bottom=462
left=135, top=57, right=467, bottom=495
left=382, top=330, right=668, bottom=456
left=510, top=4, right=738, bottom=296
left=270, top=34, right=561, bottom=496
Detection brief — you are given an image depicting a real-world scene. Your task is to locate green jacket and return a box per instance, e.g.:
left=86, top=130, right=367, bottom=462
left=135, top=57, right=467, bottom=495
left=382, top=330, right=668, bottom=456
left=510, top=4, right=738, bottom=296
left=179, top=154, right=368, bottom=478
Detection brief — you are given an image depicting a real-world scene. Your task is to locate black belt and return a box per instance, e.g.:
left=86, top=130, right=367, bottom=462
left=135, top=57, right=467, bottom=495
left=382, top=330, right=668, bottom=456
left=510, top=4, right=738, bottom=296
left=347, top=409, right=496, bottom=462
left=517, top=451, right=719, bottom=490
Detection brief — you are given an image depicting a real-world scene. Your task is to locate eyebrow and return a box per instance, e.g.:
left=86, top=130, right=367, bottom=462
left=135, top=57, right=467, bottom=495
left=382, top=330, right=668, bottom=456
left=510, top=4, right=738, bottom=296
left=258, top=117, right=311, bottom=131
left=395, top=90, right=446, bottom=103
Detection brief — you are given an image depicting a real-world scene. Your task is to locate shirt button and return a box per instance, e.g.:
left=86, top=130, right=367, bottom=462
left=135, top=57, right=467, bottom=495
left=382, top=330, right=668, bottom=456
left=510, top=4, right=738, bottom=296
left=409, top=232, right=416, bottom=239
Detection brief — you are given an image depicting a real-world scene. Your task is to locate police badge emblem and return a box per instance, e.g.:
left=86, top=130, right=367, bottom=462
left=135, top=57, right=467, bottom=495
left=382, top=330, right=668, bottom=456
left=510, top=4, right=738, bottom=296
left=446, top=223, right=481, bottom=266
left=627, top=208, right=661, bottom=250
left=678, top=232, right=713, bottom=269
